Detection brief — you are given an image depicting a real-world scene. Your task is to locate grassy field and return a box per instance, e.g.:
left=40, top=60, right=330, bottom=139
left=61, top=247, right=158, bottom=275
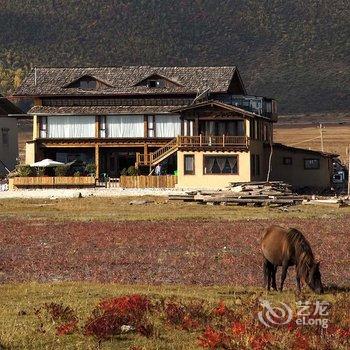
left=0, top=196, right=349, bottom=222
left=1, top=282, right=349, bottom=350
left=0, top=197, right=349, bottom=349
left=274, top=122, right=350, bottom=163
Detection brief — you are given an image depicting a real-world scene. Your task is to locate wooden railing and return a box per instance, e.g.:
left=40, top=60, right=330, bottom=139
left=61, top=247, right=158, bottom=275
left=136, top=137, right=178, bottom=166
left=136, top=135, right=250, bottom=167
left=151, top=137, right=178, bottom=162
left=178, top=135, right=249, bottom=148
left=120, top=175, right=177, bottom=188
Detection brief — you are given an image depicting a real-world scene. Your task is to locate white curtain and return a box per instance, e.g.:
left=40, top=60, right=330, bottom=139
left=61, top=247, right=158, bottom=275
left=217, top=158, right=226, bottom=172
left=47, top=116, right=95, bottom=138
left=107, top=115, right=144, bottom=138
left=204, top=157, right=216, bottom=174
left=155, top=115, right=181, bottom=138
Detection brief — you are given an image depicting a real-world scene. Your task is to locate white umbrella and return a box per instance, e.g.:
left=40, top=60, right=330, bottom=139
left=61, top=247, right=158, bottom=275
left=30, top=159, right=65, bottom=167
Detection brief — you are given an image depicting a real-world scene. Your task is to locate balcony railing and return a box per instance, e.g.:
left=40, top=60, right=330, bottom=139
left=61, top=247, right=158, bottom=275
left=135, top=135, right=250, bottom=167
left=178, top=135, right=249, bottom=148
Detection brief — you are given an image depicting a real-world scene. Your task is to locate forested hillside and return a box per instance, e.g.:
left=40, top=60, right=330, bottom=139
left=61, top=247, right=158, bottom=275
left=0, top=0, right=349, bottom=113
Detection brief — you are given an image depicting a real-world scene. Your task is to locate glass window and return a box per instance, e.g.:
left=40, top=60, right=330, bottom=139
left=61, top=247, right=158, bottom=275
left=148, top=115, right=155, bottom=137
left=184, top=155, right=195, bottom=175
left=204, top=155, right=238, bottom=174
left=304, top=158, right=320, bottom=169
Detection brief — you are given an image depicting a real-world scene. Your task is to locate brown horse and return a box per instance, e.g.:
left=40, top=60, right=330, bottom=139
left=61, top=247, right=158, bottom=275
left=261, top=225, right=323, bottom=294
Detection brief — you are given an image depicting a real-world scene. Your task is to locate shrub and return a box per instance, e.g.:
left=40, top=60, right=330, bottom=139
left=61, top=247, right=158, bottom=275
left=85, top=163, right=96, bottom=176
left=127, top=166, right=139, bottom=176
left=55, top=165, right=69, bottom=176
left=16, top=165, right=34, bottom=177
left=37, top=168, right=45, bottom=176
left=44, top=302, right=78, bottom=323
left=198, top=326, right=230, bottom=349
left=73, top=171, right=81, bottom=177
left=84, top=295, right=152, bottom=342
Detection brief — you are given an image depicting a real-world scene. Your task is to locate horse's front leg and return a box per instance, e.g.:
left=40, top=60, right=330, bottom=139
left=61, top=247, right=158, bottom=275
left=280, top=262, right=289, bottom=292
left=271, top=265, right=277, bottom=291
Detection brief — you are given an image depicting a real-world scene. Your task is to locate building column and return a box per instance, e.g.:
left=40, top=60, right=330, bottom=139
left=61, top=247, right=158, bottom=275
left=95, top=116, right=100, bottom=138
left=95, top=144, right=100, bottom=179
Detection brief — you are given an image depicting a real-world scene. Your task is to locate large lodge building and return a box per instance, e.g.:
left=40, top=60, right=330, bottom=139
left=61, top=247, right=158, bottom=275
left=13, top=66, right=335, bottom=189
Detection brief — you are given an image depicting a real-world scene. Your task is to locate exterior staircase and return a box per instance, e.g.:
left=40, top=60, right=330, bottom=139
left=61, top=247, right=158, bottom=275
left=135, top=135, right=250, bottom=169
left=135, top=137, right=178, bottom=168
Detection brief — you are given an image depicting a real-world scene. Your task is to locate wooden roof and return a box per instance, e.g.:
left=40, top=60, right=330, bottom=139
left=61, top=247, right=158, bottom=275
left=14, top=66, right=246, bottom=97
left=0, top=95, right=23, bottom=116
left=172, top=100, right=265, bottom=119
left=28, top=105, right=181, bottom=115
left=272, top=143, right=338, bottom=158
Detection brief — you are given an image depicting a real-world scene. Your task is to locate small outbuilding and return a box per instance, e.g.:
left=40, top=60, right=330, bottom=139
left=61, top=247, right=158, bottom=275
left=266, top=143, right=336, bottom=191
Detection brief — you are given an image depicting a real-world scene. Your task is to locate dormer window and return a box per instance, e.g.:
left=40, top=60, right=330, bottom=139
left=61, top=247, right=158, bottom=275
left=79, top=79, right=97, bottom=90
left=134, top=73, right=182, bottom=88
left=63, top=75, right=113, bottom=90
left=148, top=80, right=164, bottom=88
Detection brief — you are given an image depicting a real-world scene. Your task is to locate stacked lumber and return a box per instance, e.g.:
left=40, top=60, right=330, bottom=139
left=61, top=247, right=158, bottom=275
left=226, top=181, right=293, bottom=197
left=169, top=181, right=305, bottom=206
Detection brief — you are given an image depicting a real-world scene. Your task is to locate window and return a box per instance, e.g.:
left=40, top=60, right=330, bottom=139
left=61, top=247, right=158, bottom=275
left=39, top=117, right=47, bottom=138
left=155, top=115, right=181, bottom=138
left=148, top=115, right=155, bottom=137
left=47, top=116, right=95, bottom=138
left=283, top=157, right=293, bottom=165
left=204, top=155, right=238, bottom=175
left=202, top=120, right=244, bottom=136
left=148, top=80, right=165, bottom=88
left=79, top=79, right=97, bottom=90
left=304, top=158, right=320, bottom=169
left=184, top=119, right=194, bottom=136
left=100, top=116, right=106, bottom=138
left=184, top=155, right=195, bottom=175
left=2, top=128, right=9, bottom=146
left=251, top=154, right=260, bottom=176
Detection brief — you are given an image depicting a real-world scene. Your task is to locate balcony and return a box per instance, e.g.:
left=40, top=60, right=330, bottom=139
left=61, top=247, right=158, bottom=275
left=178, top=135, right=250, bottom=149
left=217, top=94, right=278, bottom=121
left=135, top=135, right=250, bottom=167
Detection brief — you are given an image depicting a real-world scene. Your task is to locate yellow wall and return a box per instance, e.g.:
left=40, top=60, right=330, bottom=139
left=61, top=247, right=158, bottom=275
left=176, top=150, right=251, bottom=189
left=25, top=142, right=35, bottom=165
left=269, top=147, right=332, bottom=189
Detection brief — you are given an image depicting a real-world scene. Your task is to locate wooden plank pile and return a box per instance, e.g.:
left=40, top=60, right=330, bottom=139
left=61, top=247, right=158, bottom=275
left=169, top=181, right=306, bottom=206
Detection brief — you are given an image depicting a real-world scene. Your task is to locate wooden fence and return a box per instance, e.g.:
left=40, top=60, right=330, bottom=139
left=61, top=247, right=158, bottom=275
left=9, top=176, right=96, bottom=189
left=120, top=175, right=177, bottom=188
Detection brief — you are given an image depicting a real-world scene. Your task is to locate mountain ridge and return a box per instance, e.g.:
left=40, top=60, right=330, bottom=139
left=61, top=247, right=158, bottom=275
left=0, top=0, right=349, bottom=113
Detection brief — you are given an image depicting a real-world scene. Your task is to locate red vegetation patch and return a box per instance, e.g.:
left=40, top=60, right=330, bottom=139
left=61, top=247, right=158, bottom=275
left=56, top=321, right=78, bottom=336
left=0, top=217, right=350, bottom=287
left=198, top=326, right=230, bottom=349
left=32, top=293, right=350, bottom=349
left=84, top=294, right=153, bottom=341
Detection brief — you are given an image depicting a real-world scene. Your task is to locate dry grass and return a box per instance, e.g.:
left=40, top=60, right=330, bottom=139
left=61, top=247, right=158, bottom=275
left=0, top=282, right=348, bottom=350
left=274, top=124, right=350, bottom=163
left=0, top=196, right=349, bottom=222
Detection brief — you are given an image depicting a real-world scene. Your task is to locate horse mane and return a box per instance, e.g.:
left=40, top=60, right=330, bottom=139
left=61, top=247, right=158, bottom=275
left=287, top=228, right=315, bottom=279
